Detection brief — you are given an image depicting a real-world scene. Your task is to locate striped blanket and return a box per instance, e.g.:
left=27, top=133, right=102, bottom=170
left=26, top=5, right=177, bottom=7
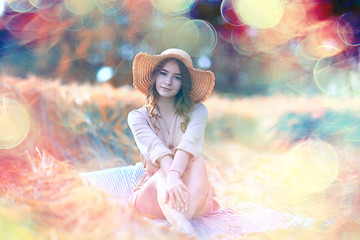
left=80, top=163, right=313, bottom=239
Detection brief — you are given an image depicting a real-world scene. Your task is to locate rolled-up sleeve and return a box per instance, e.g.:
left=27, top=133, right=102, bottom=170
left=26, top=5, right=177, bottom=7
left=127, top=109, right=172, bottom=165
left=175, top=103, right=208, bottom=160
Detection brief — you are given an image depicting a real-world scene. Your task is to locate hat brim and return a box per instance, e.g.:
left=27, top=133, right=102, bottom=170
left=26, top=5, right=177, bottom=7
left=132, top=52, right=215, bottom=103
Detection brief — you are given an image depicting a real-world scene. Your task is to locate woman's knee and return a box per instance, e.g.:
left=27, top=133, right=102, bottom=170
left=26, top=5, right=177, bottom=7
left=154, top=171, right=167, bottom=200
left=183, top=158, right=208, bottom=186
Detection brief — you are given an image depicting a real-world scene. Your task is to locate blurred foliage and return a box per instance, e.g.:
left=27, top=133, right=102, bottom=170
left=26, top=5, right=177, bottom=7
left=0, top=77, right=141, bottom=172
left=206, top=115, right=260, bottom=145
left=1, top=77, right=360, bottom=239
left=69, top=102, right=136, bottom=165
left=1, top=0, right=360, bottom=96
left=274, top=110, right=360, bottom=145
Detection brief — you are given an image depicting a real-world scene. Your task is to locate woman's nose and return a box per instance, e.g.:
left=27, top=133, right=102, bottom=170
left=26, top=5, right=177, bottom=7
left=164, top=76, right=172, bottom=85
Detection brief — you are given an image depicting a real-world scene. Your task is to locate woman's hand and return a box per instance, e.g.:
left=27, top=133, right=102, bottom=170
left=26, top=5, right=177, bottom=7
left=164, top=172, right=189, bottom=212
left=142, top=159, right=160, bottom=177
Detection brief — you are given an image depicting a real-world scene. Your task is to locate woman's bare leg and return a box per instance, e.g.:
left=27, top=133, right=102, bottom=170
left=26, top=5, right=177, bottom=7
left=133, top=156, right=212, bottom=235
left=181, top=156, right=212, bottom=218
left=133, top=171, right=196, bottom=235
left=155, top=170, right=196, bottom=235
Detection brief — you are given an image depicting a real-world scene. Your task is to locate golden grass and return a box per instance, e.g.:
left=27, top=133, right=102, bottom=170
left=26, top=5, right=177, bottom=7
left=1, top=76, right=360, bottom=239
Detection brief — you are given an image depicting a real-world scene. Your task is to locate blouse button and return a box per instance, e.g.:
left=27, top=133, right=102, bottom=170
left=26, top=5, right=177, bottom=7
left=169, top=144, right=174, bottom=150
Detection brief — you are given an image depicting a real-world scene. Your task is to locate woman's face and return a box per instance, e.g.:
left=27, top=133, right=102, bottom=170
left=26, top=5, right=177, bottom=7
left=155, top=60, right=182, bottom=99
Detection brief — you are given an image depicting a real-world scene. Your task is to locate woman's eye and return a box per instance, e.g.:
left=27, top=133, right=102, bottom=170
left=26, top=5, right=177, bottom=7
left=175, top=76, right=182, bottom=80
left=160, top=72, right=167, bottom=76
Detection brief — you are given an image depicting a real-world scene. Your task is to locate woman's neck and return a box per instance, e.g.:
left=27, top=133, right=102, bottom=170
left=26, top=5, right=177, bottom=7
left=157, top=97, right=175, bottom=115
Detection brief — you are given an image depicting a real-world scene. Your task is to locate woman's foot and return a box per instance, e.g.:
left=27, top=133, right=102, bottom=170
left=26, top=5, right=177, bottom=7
left=172, top=221, right=197, bottom=239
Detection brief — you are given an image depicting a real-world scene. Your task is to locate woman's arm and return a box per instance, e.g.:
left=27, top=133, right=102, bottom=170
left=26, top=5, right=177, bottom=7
left=127, top=109, right=172, bottom=166
left=170, top=149, right=190, bottom=175
left=163, top=150, right=191, bottom=212
left=159, top=154, right=172, bottom=174
left=175, top=103, right=208, bottom=161
left=165, top=104, right=208, bottom=212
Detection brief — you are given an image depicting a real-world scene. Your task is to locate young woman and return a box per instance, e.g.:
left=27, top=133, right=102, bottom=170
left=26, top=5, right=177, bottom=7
left=128, top=48, right=218, bottom=236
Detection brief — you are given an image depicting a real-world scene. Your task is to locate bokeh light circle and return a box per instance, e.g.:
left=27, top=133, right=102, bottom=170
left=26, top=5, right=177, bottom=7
left=188, top=19, right=217, bottom=57
left=6, top=0, right=34, bottom=13
left=68, top=20, right=85, bottom=31
left=0, top=97, right=30, bottom=149
left=313, top=51, right=360, bottom=96
left=337, top=12, right=360, bottom=47
left=274, top=140, right=340, bottom=219
left=281, top=0, right=307, bottom=36
left=250, top=22, right=290, bottom=53
left=285, top=140, right=339, bottom=195
left=231, top=28, right=257, bottom=55
left=129, top=0, right=154, bottom=36
left=162, top=17, right=199, bottom=52
left=197, top=56, right=212, bottom=69
left=37, top=5, right=63, bottom=22
left=81, top=10, right=105, bottom=29
left=97, top=66, right=114, bottom=82
left=151, top=0, right=196, bottom=15
left=0, top=0, right=5, bottom=17
left=161, top=18, right=217, bottom=57
left=29, top=0, right=57, bottom=9
left=296, top=36, right=342, bottom=60
left=285, top=72, right=314, bottom=95
left=176, top=20, right=199, bottom=52
left=139, top=29, right=163, bottom=54
left=220, top=0, right=244, bottom=26
left=96, top=0, right=127, bottom=16
left=64, top=0, right=96, bottom=15
left=235, top=0, right=284, bottom=29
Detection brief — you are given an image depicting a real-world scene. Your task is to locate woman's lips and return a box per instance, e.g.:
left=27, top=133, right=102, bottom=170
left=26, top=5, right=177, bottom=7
left=161, top=87, right=172, bottom=91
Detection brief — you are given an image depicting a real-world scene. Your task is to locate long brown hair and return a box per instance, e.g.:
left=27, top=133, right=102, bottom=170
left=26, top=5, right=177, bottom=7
left=147, top=58, right=193, bottom=132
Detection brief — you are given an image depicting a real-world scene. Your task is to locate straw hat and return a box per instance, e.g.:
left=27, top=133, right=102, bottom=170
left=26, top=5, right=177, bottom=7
left=132, top=48, right=215, bottom=103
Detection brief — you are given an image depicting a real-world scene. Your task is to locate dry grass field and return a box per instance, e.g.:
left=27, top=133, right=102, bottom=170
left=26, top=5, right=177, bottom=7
left=1, top=76, right=360, bottom=239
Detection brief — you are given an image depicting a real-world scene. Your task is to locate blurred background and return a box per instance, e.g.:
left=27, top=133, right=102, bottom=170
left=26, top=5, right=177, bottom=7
left=1, top=0, right=360, bottom=96
left=1, top=1, right=360, bottom=239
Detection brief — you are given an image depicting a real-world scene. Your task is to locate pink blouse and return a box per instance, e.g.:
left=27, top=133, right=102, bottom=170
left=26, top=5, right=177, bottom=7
left=127, top=103, right=208, bottom=166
